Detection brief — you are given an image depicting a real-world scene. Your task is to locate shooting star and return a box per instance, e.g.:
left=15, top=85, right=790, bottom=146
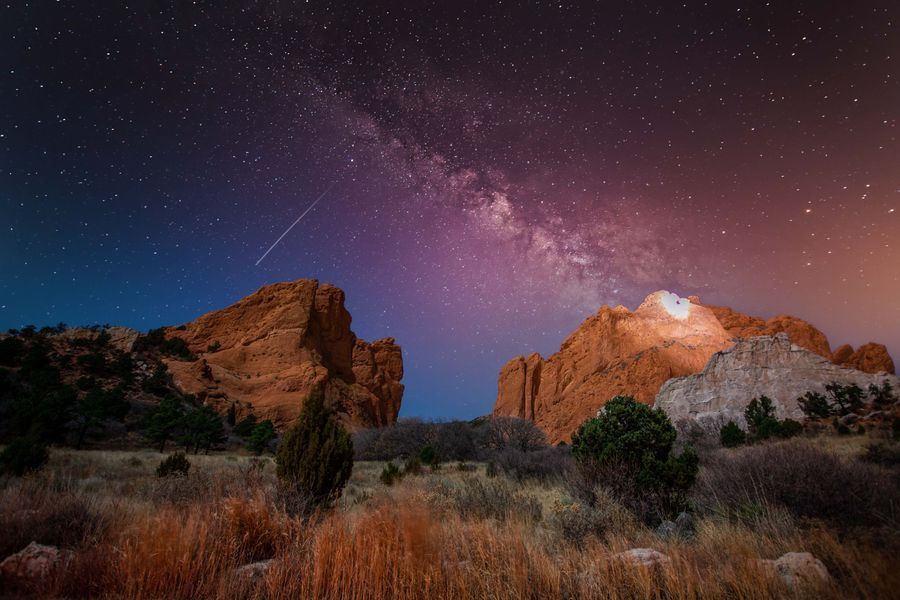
left=255, top=183, right=334, bottom=266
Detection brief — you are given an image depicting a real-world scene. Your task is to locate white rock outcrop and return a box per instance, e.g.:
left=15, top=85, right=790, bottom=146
left=655, top=333, right=898, bottom=428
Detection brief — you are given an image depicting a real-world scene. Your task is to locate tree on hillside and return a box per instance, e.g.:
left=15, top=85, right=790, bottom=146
left=276, top=391, right=353, bottom=510
left=234, top=413, right=258, bottom=438
left=144, top=395, right=184, bottom=452
left=73, top=385, right=129, bottom=449
left=246, top=419, right=276, bottom=455
left=825, top=382, right=865, bottom=416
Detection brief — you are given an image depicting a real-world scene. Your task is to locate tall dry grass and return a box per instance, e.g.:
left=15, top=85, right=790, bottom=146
left=0, top=446, right=897, bottom=599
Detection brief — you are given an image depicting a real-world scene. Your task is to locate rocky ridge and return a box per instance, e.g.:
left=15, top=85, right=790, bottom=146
left=494, top=291, right=896, bottom=442
left=494, top=291, right=733, bottom=443
left=164, top=280, right=403, bottom=431
left=655, top=333, right=899, bottom=428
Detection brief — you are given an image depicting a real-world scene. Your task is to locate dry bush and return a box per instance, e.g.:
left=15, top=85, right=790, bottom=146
left=4, top=448, right=896, bottom=600
left=694, top=440, right=900, bottom=528
left=493, top=446, right=574, bottom=483
left=547, top=492, right=641, bottom=546
left=0, top=477, right=112, bottom=557
left=428, top=476, right=542, bottom=523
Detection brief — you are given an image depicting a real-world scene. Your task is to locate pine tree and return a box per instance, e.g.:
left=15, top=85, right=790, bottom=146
left=144, top=395, right=184, bottom=452
left=246, top=419, right=276, bottom=455
left=276, top=390, right=353, bottom=508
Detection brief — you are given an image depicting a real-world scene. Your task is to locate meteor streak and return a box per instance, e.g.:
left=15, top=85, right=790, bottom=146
left=255, top=183, right=333, bottom=266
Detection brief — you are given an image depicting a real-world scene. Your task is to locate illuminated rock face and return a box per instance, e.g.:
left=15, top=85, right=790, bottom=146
left=493, top=291, right=732, bottom=443
left=656, top=333, right=900, bottom=428
left=163, top=280, right=403, bottom=431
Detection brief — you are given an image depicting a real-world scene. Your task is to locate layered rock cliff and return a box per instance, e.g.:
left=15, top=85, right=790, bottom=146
left=655, top=333, right=899, bottom=428
left=163, top=280, right=403, bottom=430
left=494, top=291, right=896, bottom=442
left=494, top=292, right=733, bottom=443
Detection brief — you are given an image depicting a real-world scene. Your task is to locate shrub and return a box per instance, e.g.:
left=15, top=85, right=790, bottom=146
left=380, top=461, right=402, bottom=485
left=419, top=445, right=437, bottom=466
left=693, top=440, right=900, bottom=528
left=437, top=477, right=542, bottom=523
left=245, top=420, right=276, bottom=455
left=570, top=395, right=698, bottom=521
left=0, top=436, right=49, bottom=476
left=719, top=421, right=746, bottom=447
left=744, top=396, right=781, bottom=440
left=862, top=442, right=900, bottom=467
left=798, top=391, right=833, bottom=418
left=234, top=414, right=258, bottom=438
left=207, top=341, right=221, bottom=353
left=156, top=452, right=191, bottom=477
left=776, top=418, right=803, bottom=439
left=276, top=391, right=353, bottom=509
left=869, top=381, right=897, bottom=405
left=494, top=446, right=574, bottom=482
left=548, top=492, right=638, bottom=545
left=403, top=456, right=422, bottom=475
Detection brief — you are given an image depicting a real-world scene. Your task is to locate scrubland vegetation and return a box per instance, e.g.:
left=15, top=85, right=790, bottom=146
left=1, top=327, right=899, bottom=598
left=1, top=424, right=898, bottom=598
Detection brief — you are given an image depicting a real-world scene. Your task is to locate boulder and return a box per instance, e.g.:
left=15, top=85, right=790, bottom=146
left=0, top=542, right=73, bottom=588
left=233, top=559, right=272, bottom=583
left=757, top=552, right=830, bottom=590
left=610, top=548, right=671, bottom=567
left=656, top=334, right=899, bottom=429
left=163, top=280, right=403, bottom=431
left=656, top=511, right=694, bottom=539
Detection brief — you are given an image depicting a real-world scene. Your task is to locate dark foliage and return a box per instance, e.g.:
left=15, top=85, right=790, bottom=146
left=869, top=381, right=897, bottom=405
left=142, top=364, right=171, bottom=397
left=798, top=391, right=833, bottom=419
left=570, top=395, right=698, bottom=521
left=0, top=435, right=49, bottom=476
left=861, top=442, right=900, bottom=467
left=481, top=416, right=548, bottom=453
left=143, top=395, right=184, bottom=452
left=419, top=445, right=437, bottom=466
left=136, top=328, right=196, bottom=360
left=276, top=391, right=353, bottom=509
left=825, top=382, right=865, bottom=416
left=156, top=452, right=191, bottom=477
left=694, top=441, right=900, bottom=528
left=73, top=385, right=129, bottom=449
left=380, top=461, right=403, bottom=485
left=0, top=337, right=25, bottom=367
left=719, top=421, right=746, bottom=448
left=246, top=419, right=276, bottom=455
left=178, top=405, right=227, bottom=454
left=493, top=446, right=574, bottom=483
left=233, top=414, right=259, bottom=438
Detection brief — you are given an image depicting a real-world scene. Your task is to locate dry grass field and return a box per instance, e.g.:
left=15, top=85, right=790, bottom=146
left=1, top=439, right=898, bottom=599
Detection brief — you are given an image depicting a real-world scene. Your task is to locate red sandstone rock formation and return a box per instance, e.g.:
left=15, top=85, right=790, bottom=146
left=494, top=291, right=896, bottom=442
left=493, top=292, right=733, bottom=443
left=163, top=280, right=403, bottom=431
left=832, top=342, right=895, bottom=375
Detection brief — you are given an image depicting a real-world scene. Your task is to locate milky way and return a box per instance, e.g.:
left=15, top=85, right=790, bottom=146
left=2, top=2, right=898, bottom=418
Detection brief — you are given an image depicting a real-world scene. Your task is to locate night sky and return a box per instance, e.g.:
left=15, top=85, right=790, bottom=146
left=2, top=1, right=898, bottom=419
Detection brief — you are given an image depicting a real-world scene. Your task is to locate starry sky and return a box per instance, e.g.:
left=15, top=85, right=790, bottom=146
left=2, top=1, right=898, bottom=419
